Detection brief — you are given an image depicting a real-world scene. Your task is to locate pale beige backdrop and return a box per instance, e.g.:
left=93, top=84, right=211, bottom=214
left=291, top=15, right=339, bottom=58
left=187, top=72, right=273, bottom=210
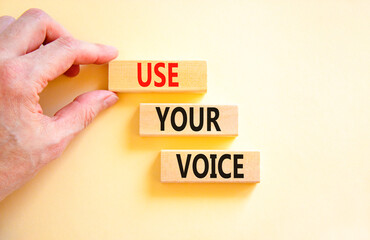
left=0, top=0, right=369, bottom=239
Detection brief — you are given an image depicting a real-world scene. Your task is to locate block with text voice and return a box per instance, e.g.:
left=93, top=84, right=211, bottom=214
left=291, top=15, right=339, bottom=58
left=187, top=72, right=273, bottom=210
left=140, top=104, right=238, bottom=136
left=109, top=61, right=207, bottom=92
left=161, top=150, right=260, bottom=183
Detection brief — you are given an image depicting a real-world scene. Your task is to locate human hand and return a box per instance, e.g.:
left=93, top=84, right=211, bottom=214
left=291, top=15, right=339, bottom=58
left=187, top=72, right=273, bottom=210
left=0, top=9, right=119, bottom=201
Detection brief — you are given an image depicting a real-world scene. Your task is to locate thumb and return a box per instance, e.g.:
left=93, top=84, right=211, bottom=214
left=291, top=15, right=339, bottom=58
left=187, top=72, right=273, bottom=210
left=53, top=90, right=118, bottom=140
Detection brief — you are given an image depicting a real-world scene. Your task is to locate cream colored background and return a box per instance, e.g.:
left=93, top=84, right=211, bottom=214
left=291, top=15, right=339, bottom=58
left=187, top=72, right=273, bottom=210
left=0, top=0, right=369, bottom=239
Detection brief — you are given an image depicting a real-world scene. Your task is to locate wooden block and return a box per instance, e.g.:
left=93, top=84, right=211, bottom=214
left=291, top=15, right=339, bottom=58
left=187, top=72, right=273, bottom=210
left=109, top=61, right=207, bottom=92
left=140, top=104, right=238, bottom=136
left=161, top=150, right=260, bottom=183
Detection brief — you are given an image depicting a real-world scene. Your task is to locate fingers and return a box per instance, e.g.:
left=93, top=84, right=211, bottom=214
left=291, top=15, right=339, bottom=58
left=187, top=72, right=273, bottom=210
left=53, top=90, right=118, bottom=140
left=21, top=36, right=118, bottom=92
left=0, top=16, right=15, bottom=33
left=0, top=8, right=70, bottom=58
left=64, top=65, right=80, bottom=77
left=0, top=9, right=118, bottom=93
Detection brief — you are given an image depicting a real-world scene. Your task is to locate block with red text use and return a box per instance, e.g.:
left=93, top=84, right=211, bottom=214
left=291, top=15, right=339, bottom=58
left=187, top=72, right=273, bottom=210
left=109, top=61, right=207, bottom=92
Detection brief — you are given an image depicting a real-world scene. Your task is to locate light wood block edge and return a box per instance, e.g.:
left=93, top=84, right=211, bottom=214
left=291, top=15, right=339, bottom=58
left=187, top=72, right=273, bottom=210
left=139, top=103, right=238, bottom=136
left=161, top=150, right=260, bottom=183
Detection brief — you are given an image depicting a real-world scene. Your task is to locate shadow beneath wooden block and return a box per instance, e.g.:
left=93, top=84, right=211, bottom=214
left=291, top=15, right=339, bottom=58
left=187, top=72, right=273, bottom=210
left=146, top=154, right=257, bottom=199
left=118, top=92, right=205, bottom=105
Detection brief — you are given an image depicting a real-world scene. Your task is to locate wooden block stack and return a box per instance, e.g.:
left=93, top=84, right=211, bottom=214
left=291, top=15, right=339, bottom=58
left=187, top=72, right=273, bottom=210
left=109, top=61, right=260, bottom=183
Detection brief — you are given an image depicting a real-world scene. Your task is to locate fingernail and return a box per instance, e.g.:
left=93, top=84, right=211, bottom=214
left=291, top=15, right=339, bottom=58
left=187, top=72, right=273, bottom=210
left=106, top=45, right=118, bottom=54
left=103, top=93, right=119, bottom=108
